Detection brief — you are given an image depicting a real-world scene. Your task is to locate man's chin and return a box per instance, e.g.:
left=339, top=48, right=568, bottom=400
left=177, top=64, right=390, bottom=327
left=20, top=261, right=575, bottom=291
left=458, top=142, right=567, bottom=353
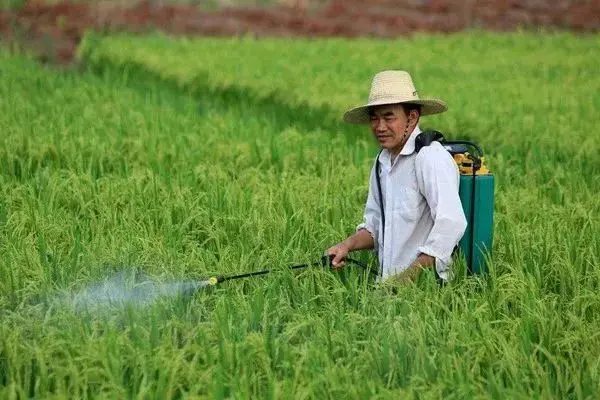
left=379, top=141, right=398, bottom=150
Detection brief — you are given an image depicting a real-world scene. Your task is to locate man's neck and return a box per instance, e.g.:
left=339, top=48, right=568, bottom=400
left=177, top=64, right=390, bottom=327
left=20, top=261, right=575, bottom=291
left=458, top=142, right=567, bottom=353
left=389, top=147, right=402, bottom=160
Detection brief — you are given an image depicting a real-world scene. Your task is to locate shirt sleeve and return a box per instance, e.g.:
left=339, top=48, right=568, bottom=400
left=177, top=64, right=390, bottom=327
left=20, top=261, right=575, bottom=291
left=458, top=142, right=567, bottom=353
left=356, top=159, right=381, bottom=250
left=415, top=143, right=467, bottom=276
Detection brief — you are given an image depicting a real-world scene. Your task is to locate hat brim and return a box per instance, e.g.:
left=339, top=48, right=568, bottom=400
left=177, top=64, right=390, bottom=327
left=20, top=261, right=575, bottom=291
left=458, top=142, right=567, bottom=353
left=343, top=99, right=447, bottom=124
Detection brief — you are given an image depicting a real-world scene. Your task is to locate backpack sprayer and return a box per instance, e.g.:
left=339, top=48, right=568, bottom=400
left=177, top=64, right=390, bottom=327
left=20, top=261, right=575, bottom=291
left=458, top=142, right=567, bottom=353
left=415, top=130, right=494, bottom=274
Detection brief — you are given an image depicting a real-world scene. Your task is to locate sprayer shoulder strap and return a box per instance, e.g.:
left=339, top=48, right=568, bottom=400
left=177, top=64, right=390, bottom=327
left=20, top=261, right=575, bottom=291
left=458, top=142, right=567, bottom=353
left=375, top=150, right=385, bottom=277
left=414, top=130, right=446, bottom=153
left=375, top=150, right=385, bottom=218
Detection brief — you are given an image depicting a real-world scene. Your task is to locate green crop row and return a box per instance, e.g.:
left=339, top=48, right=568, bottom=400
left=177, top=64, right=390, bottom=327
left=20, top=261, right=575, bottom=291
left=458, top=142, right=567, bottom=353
left=78, top=32, right=600, bottom=155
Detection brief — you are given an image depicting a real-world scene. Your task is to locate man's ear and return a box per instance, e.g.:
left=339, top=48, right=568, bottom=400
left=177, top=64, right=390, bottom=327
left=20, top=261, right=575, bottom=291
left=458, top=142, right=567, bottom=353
left=409, top=109, right=420, bottom=126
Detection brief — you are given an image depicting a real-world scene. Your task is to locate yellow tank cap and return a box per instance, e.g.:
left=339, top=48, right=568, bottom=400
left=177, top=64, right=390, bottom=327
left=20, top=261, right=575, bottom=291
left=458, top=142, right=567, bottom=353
left=457, top=153, right=490, bottom=175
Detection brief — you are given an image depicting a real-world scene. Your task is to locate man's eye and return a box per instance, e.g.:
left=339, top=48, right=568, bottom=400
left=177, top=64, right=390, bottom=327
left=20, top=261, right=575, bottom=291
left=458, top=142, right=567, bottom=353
left=384, top=117, right=395, bottom=122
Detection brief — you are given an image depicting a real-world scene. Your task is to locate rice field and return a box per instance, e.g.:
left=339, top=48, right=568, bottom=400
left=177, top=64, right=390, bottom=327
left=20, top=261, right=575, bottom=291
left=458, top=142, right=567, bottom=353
left=1, top=31, right=600, bottom=398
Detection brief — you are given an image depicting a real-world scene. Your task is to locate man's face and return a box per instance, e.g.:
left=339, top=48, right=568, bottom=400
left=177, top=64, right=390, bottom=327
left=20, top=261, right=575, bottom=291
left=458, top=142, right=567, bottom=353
left=369, top=104, right=411, bottom=152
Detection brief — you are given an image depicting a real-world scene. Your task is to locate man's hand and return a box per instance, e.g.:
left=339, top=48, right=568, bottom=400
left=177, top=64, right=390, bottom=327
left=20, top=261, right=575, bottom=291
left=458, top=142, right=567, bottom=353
left=411, top=253, right=435, bottom=270
left=325, top=229, right=375, bottom=269
left=326, top=242, right=351, bottom=269
left=385, top=253, right=435, bottom=284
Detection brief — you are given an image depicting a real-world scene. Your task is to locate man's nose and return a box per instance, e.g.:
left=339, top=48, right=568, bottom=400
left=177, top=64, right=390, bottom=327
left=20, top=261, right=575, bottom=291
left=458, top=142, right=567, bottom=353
left=375, top=118, right=387, bottom=132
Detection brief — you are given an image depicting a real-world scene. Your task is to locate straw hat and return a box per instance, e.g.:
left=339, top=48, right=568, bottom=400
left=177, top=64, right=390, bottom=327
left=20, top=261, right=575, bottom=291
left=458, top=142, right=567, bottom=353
left=343, top=70, right=447, bottom=124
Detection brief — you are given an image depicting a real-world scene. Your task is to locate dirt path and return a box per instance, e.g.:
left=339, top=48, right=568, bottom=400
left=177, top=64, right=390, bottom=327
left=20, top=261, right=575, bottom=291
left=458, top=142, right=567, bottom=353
left=1, top=0, right=599, bottom=64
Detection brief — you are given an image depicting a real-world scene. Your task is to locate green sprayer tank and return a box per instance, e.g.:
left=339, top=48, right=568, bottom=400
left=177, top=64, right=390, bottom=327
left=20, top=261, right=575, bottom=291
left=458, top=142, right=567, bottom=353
left=443, top=142, right=494, bottom=274
left=455, top=153, right=494, bottom=274
left=417, top=131, right=494, bottom=274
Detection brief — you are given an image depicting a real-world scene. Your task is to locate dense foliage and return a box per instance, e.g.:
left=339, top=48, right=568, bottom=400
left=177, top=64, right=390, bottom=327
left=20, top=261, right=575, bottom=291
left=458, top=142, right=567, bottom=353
left=1, top=32, right=599, bottom=398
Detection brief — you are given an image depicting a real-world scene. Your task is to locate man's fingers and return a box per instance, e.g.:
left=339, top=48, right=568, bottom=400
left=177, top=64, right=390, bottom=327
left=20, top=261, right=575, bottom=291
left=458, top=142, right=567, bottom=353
left=332, top=254, right=346, bottom=269
left=324, top=244, right=349, bottom=269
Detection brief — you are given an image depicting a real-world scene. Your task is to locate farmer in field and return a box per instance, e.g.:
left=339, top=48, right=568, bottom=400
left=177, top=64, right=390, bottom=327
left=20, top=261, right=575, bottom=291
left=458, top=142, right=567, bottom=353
left=327, top=70, right=467, bottom=284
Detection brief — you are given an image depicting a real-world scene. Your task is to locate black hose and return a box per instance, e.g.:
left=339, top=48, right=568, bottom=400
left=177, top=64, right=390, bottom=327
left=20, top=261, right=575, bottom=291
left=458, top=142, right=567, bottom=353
left=468, top=155, right=481, bottom=273
left=375, top=150, right=385, bottom=277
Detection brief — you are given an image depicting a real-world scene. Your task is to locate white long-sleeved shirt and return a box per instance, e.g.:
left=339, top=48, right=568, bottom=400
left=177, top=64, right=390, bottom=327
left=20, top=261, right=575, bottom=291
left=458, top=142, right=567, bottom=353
left=357, top=125, right=467, bottom=281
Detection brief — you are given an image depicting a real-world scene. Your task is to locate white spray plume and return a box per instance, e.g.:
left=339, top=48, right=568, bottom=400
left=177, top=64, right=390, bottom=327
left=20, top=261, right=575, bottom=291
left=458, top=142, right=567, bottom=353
left=59, top=270, right=211, bottom=312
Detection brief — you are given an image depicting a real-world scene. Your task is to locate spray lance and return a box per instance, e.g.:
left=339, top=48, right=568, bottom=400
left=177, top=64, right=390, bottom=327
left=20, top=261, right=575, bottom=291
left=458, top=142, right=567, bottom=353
left=203, top=255, right=376, bottom=287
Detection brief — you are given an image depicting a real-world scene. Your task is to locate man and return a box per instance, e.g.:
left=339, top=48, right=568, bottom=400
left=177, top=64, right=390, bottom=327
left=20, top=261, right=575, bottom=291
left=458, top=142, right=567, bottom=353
left=326, top=70, right=467, bottom=284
